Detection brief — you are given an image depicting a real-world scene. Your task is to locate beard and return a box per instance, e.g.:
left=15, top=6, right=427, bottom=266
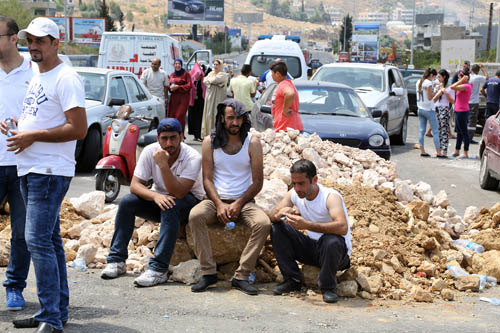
left=225, top=125, right=241, bottom=135
left=29, top=51, right=43, bottom=63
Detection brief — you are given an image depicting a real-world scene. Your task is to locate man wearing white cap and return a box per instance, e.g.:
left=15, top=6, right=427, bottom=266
left=1, top=17, right=87, bottom=333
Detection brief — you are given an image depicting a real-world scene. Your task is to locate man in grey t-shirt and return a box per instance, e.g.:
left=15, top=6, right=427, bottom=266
left=141, top=58, right=168, bottom=113
left=468, top=64, right=488, bottom=144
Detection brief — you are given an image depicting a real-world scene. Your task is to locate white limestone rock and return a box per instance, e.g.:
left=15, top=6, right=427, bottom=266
left=414, top=181, right=434, bottom=203
left=255, top=178, right=289, bottom=213
left=463, top=206, right=480, bottom=225
left=433, top=190, right=450, bottom=208
left=69, top=191, right=105, bottom=219
left=76, top=244, right=97, bottom=265
left=395, top=180, right=413, bottom=202
left=171, top=259, right=202, bottom=285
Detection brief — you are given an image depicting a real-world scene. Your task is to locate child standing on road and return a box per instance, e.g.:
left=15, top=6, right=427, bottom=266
left=432, top=70, right=455, bottom=157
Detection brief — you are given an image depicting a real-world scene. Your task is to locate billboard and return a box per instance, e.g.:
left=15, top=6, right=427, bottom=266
left=351, top=23, right=380, bottom=63
left=441, top=39, right=476, bottom=73
left=168, top=0, right=224, bottom=25
left=46, top=17, right=68, bottom=40
left=72, top=18, right=105, bottom=44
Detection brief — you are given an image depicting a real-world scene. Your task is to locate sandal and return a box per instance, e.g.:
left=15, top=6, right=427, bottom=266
left=451, top=153, right=460, bottom=157
left=436, top=155, right=448, bottom=159
left=420, top=153, right=431, bottom=157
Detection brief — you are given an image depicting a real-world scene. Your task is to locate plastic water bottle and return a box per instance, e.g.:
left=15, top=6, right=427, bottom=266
left=71, top=257, right=87, bottom=272
left=280, top=216, right=287, bottom=221
left=473, top=274, right=498, bottom=288
left=480, top=297, right=500, bottom=306
left=452, top=239, right=485, bottom=253
left=5, top=117, right=17, bottom=137
left=446, top=265, right=468, bottom=278
left=248, top=272, right=256, bottom=284
left=224, top=221, right=235, bottom=231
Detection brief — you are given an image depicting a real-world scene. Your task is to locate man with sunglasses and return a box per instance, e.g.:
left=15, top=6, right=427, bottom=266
left=0, top=16, right=33, bottom=314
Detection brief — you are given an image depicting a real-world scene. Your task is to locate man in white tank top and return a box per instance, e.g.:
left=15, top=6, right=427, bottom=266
left=270, top=159, right=352, bottom=303
left=189, top=99, right=271, bottom=295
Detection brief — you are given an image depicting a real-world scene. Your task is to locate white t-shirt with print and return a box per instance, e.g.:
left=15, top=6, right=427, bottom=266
left=416, top=79, right=434, bottom=110
left=17, top=63, right=85, bottom=177
left=134, top=142, right=205, bottom=200
left=0, top=58, right=34, bottom=166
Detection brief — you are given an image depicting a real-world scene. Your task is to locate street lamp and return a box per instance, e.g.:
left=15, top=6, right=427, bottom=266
left=409, top=0, right=416, bottom=68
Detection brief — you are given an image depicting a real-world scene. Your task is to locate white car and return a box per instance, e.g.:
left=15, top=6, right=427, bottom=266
left=75, top=67, right=165, bottom=172
left=311, top=63, right=409, bottom=145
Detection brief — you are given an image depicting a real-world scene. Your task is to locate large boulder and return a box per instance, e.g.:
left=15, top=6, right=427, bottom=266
left=472, top=250, right=500, bottom=280
left=170, top=239, right=195, bottom=266
left=0, top=239, right=10, bottom=266
left=186, top=223, right=252, bottom=265
left=171, top=259, right=202, bottom=285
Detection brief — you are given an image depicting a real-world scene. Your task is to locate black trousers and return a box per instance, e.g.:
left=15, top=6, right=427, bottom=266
left=271, top=222, right=350, bottom=290
left=486, top=103, right=499, bottom=120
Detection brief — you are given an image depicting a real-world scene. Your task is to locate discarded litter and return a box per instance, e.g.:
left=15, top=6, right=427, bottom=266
left=480, top=297, right=500, bottom=306
left=162, top=315, right=169, bottom=319
left=71, top=281, right=78, bottom=284
left=71, top=257, right=87, bottom=272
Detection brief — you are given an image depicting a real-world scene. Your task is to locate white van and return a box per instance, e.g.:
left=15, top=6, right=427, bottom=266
left=98, top=32, right=212, bottom=77
left=245, top=37, right=308, bottom=80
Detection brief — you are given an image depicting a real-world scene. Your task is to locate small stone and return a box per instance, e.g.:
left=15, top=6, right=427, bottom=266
left=407, top=200, right=430, bottom=221
left=381, top=263, right=395, bottom=275
left=412, top=286, right=433, bottom=303
left=366, top=276, right=383, bottom=294
left=431, top=279, right=446, bottom=292
left=369, top=224, right=380, bottom=233
left=359, top=291, right=374, bottom=300
left=76, top=244, right=97, bottom=265
left=433, top=190, right=450, bottom=208
left=372, top=249, right=386, bottom=261
left=418, top=261, right=437, bottom=277
left=441, top=288, right=455, bottom=301
left=454, top=275, right=481, bottom=292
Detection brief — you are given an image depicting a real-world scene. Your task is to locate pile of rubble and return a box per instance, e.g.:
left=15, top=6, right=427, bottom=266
left=0, top=129, right=499, bottom=303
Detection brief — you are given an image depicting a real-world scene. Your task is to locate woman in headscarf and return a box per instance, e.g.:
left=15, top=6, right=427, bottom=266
left=167, top=58, right=192, bottom=133
left=201, top=59, right=228, bottom=137
left=188, top=62, right=206, bottom=142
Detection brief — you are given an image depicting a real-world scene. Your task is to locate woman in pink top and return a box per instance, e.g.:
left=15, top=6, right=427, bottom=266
left=450, top=71, right=472, bottom=158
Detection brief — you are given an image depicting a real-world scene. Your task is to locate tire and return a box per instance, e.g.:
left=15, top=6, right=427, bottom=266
left=391, top=113, right=408, bottom=145
left=78, top=127, right=101, bottom=172
left=96, top=170, right=121, bottom=203
left=479, top=153, right=499, bottom=190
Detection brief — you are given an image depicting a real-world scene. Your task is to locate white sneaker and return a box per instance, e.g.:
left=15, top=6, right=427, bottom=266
left=100, top=262, right=126, bottom=279
left=134, top=269, right=169, bottom=287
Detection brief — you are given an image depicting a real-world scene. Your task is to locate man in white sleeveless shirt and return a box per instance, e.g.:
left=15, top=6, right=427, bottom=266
left=189, top=99, right=271, bottom=295
left=270, top=159, right=352, bottom=303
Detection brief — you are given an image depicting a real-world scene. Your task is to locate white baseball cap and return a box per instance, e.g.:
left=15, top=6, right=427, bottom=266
left=18, top=17, right=59, bottom=40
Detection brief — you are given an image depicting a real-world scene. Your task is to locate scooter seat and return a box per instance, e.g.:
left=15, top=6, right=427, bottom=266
left=138, top=129, right=157, bottom=147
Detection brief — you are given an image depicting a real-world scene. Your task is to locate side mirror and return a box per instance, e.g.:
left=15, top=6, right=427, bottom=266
left=260, top=105, right=272, bottom=114
left=371, top=109, right=383, bottom=118
left=392, top=87, right=404, bottom=96
left=108, top=98, right=125, bottom=106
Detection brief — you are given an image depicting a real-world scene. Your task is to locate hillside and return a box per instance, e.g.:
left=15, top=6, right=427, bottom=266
left=74, top=0, right=497, bottom=42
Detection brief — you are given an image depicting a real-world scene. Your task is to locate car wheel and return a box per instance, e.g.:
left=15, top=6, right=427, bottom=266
left=78, top=127, right=100, bottom=172
left=96, top=169, right=121, bottom=203
left=479, top=153, right=499, bottom=190
left=391, top=113, right=408, bottom=145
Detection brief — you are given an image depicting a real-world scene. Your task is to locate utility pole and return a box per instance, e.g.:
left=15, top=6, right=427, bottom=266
left=409, top=0, right=416, bottom=68
left=64, top=0, right=69, bottom=55
left=343, top=15, right=347, bottom=52
left=487, top=3, right=493, bottom=52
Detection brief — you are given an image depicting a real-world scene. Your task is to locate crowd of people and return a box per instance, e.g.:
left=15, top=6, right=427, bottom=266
left=0, top=16, right=326, bottom=333
left=416, top=60, right=500, bottom=159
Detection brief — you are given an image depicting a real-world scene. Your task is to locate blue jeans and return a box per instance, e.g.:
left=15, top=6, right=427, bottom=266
left=1, top=166, right=30, bottom=290
left=418, top=108, right=440, bottom=148
left=20, top=174, right=72, bottom=331
left=455, top=111, right=470, bottom=152
left=107, top=192, right=199, bottom=272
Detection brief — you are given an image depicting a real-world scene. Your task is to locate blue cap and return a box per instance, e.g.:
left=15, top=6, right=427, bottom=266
left=157, top=118, right=182, bottom=134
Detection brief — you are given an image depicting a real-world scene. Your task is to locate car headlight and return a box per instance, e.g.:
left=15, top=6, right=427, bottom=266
left=369, top=134, right=384, bottom=147
left=111, top=120, right=123, bottom=133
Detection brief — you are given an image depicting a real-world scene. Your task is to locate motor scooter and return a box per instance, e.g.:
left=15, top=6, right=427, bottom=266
left=95, top=107, right=156, bottom=203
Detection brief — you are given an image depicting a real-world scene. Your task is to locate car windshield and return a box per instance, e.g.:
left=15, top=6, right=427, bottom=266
left=249, top=55, right=301, bottom=78
left=313, top=67, right=384, bottom=92
left=297, top=86, right=370, bottom=118
left=405, top=77, right=420, bottom=89
left=78, top=72, right=106, bottom=102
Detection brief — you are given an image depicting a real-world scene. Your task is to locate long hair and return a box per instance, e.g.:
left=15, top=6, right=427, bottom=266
left=438, top=69, right=449, bottom=88
left=418, top=68, right=437, bottom=101
left=211, top=99, right=251, bottom=149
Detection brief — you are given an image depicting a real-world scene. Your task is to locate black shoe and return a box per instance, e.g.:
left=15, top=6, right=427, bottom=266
left=231, top=278, right=258, bottom=295
left=35, top=322, right=63, bottom=333
left=272, top=279, right=302, bottom=295
left=470, top=139, right=479, bottom=144
left=13, top=317, right=67, bottom=329
left=191, top=274, right=218, bottom=292
left=322, top=289, right=339, bottom=303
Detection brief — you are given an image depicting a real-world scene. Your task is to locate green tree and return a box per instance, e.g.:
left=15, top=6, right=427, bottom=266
left=97, top=0, right=116, bottom=32
left=153, top=16, right=159, bottom=28
left=413, top=50, right=440, bottom=69
left=126, top=10, right=134, bottom=22
left=109, top=1, right=123, bottom=20
left=160, top=14, right=169, bottom=28
left=204, top=32, right=231, bottom=55
left=379, top=34, right=396, bottom=48
left=0, top=0, right=32, bottom=30
left=143, top=19, right=150, bottom=25
left=279, top=0, right=291, bottom=18
left=339, top=14, right=353, bottom=51
left=270, top=0, right=279, bottom=16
